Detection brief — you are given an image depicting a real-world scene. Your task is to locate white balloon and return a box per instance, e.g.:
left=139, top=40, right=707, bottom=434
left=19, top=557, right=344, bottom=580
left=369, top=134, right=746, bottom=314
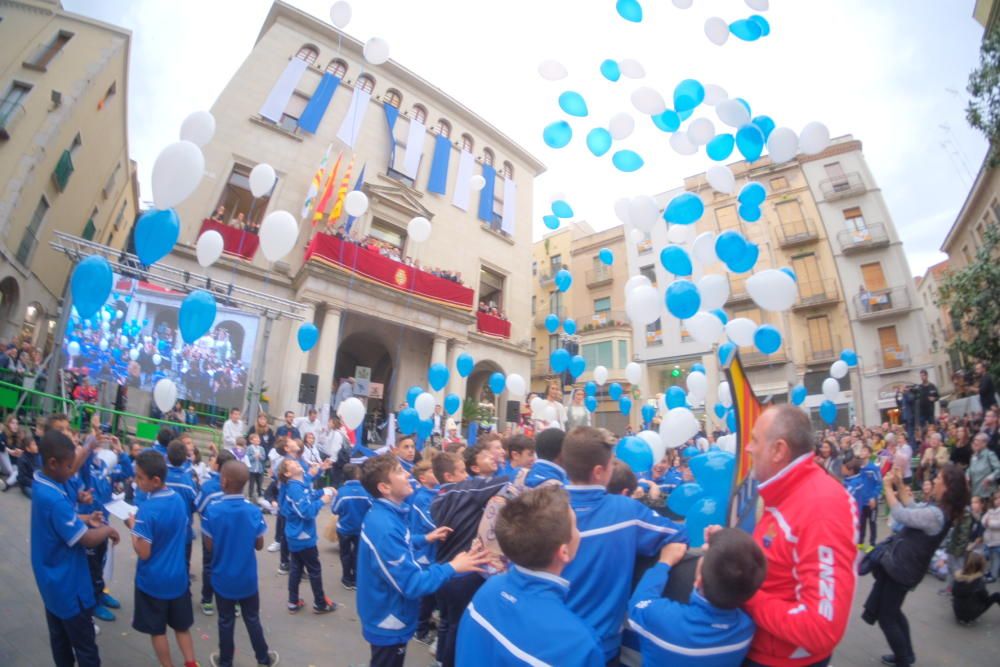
left=692, top=231, right=717, bottom=265
left=703, top=84, right=727, bottom=106
left=705, top=17, right=730, bottom=46
left=67, top=341, right=81, bottom=356
left=258, top=210, right=299, bottom=262
left=101, top=321, right=110, bottom=332
left=747, top=270, right=798, bottom=312
left=129, top=347, right=140, bottom=361
left=537, top=59, right=568, bottom=81
left=688, top=118, right=716, bottom=146
left=330, top=1, right=352, bottom=28
left=152, top=353, right=162, bottom=365
left=667, top=224, right=695, bottom=245
left=706, top=165, right=735, bottom=194
left=725, top=317, right=758, bottom=347
left=414, top=392, right=436, bottom=420
left=672, top=0, right=693, bottom=8
left=102, top=310, right=112, bottom=322
left=639, top=429, right=667, bottom=464
left=614, top=198, right=631, bottom=225
left=505, top=373, right=526, bottom=397
left=830, top=360, right=849, bottom=380
left=609, top=112, right=635, bottom=140
left=799, top=122, right=831, bottom=155
left=115, top=309, right=124, bottom=320
left=629, top=228, right=644, bottom=244
left=151, top=141, right=205, bottom=209
left=626, top=284, right=661, bottom=325
left=619, top=59, right=645, bottom=78
left=628, top=195, right=659, bottom=232
left=686, top=371, right=708, bottom=398
left=685, top=311, right=724, bottom=344
left=249, top=163, right=276, bottom=198
left=407, top=216, right=431, bottom=243
left=624, top=275, right=652, bottom=296
left=196, top=230, right=224, bottom=268
left=717, top=382, right=733, bottom=408
left=99, top=338, right=109, bottom=351
left=669, top=131, right=697, bottom=156
left=119, top=335, right=128, bottom=347
left=338, top=396, right=366, bottom=430
left=717, top=434, right=736, bottom=453
left=660, top=407, right=700, bottom=449
left=697, top=274, right=729, bottom=311
left=593, top=366, right=609, bottom=386
left=363, top=37, right=390, bottom=65
left=179, top=111, right=215, bottom=147
left=766, top=127, right=799, bottom=163
left=746, top=0, right=769, bottom=9
left=344, top=190, right=369, bottom=217
left=822, top=377, right=840, bottom=401
left=530, top=396, right=546, bottom=416
left=153, top=379, right=177, bottom=413
left=717, top=99, right=750, bottom=128
left=630, top=87, right=666, bottom=115
left=625, top=362, right=642, bottom=385
left=470, top=174, right=486, bottom=191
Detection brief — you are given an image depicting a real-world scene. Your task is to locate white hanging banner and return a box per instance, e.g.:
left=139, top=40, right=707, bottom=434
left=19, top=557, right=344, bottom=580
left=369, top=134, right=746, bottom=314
left=336, top=88, right=372, bottom=148
left=402, top=119, right=425, bottom=178
left=259, top=57, right=309, bottom=123
left=501, top=177, right=518, bottom=236
left=451, top=150, right=475, bottom=211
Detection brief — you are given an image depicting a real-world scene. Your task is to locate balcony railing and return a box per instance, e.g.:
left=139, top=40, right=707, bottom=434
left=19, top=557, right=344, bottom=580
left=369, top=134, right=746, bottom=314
left=0, top=101, right=26, bottom=141
left=199, top=219, right=260, bottom=261
left=580, top=310, right=628, bottom=333
left=585, top=266, right=614, bottom=287
left=875, top=344, right=911, bottom=373
left=776, top=219, right=819, bottom=248
left=533, top=306, right=566, bottom=328
left=476, top=311, right=510, bottom=339
left=819, top=172, right=867, bottom=200
left=741, top=347, right=788, bottom=367
left=837, top=223, right=890, bottom=254
left=51, top=149, right=74, bottom=192
left=853, top=285, right=911, bottom=320
left=793, top=279, right=840, bottom=310
left=805, top=335, right=842, bottom=365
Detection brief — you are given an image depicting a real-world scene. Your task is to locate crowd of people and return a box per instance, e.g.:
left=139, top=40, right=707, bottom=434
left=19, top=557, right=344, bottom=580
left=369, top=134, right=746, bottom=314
left=476, top=300, right=508, bottom=321
left=0, top=334, right=47, bottom=387
left=210, top=205, right=260, bottom=235
left=327, top=226, right=466, bottom=285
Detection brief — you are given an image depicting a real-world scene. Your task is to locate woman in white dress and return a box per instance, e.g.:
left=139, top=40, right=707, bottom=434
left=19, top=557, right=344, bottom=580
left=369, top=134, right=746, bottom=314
left=535, top=382, right=567, bottom=431
left=565, top=388, right=591, bottom=431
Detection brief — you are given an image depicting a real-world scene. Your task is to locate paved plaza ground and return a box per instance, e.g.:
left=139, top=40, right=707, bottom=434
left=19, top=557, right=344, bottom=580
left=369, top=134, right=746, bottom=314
left=0, top=489, right=996, bottom=666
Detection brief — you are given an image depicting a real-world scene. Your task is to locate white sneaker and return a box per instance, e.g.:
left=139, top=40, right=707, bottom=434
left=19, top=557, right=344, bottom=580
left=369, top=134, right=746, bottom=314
left=93, top=623, right=101, bottom=636
left=266, top=541, right=281, bottom=553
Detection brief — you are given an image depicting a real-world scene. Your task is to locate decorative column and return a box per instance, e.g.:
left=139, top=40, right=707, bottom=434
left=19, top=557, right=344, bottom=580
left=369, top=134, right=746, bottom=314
left=277, top=301, right=316, bottom=413
left=311, top=305, right=342, bottom=410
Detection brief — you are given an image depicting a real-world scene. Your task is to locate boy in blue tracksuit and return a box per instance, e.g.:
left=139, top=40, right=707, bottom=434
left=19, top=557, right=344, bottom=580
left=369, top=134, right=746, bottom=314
left=78, top=439, right=120, bottom=622
left=409, top=459, right=440, bottom=644
left=195, top=449, right=234, bottom=615
left=561, top=427, right=689, bottom=662
left=859, top=444, right=883, bottom=547
left=628, top=528, right=766, bottom=666
left=843, top=458, right=866, bottom=543
left=456, top=484, right=604, bottom=666
left=164, top=440, right=198, bottom=575
left=498, top=433, right=536, bottom=479
left=332, top=463, right=372, bottom=589
left=278, top=457, right=338, bottom=614
left=357, top=453, right=490, bottom=667
left=524, top=427, right=568, bottom=488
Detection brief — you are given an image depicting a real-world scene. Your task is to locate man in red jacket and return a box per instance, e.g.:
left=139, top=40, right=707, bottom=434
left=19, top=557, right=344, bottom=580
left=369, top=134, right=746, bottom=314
left=743, top=405, right=857, bottom=667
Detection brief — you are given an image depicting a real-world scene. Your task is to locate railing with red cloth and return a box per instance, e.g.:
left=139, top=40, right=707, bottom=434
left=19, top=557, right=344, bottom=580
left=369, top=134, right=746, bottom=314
left=199, top=219, right=260, bottom=261
left=476, top=311, right=511, bottom=338
left=304, top=232, right=475, bottom=310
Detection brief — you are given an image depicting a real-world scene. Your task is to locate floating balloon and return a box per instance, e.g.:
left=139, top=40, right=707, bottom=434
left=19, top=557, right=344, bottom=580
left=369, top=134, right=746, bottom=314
left=196, top=230, right=224, bottom=268
left=660, top=407, right=700, bottom=449
left=330, top=1, right=352, bottom=28
left=543, top=121, right=573, bottom=148
left=344, top=190, right=369, bottom=217
left=754, top=324, right=782, bottom=355
left=688, top=118, right=716, bottom=146
left=397, top=407, right=419, bottom=435
left=616, top=436, right=653, bottom=474
left=706, top=165, right=735, bottom=194
left=706, top=133, right=735, bottom=161
left=415, top=392, right=435, bottom=420
left=746, top=269, right=798, bottom=312
left=668, top=482, right=705, bottom=516
left=543, top=215, right=560, bottom=230
left=456, top=352, right=474, bottom=377
left=259, top=210, right=298, bottom=262
left=619, top=396, right=633, bottom=416
left=71, top=256, right=113, bottom=319
left=488, top=372, right=506, bottom=395
left=407, top=386, right=424, bottom=407
left=444, top=393, right=461, bottom=416
left=554, top=269, right=573, bottom=292
left=586, top=128, right=613, bottom=156
left=669, top=131, right=698, bottom=156
left=685, top=311, right=724, bottom=343
left=67, top=341, right=81, bottom=357
left=666, top=386, right=687, bottom=409
left=562, top=318, right=577, bottom=335
left=585, top=396, right=598, bottom=412
left=506, top=373, right=525, bottom=397
left=660, top=245, right=693, bottom=276
left=830, top=360, right=849, bottom=380
left=584, top=381, right=598, bottom=397
left=559, top=91, right=589, bottom=117
left=687, top=371, right=708, bottom=399
left=666, top=280, right=700, bottom=319
left=697, top=274, right=729, bottom=311
left=569, top=355, right=586, bottom=379
left=600, top=59, right=621, bottom=82
left=609, top=382, right=623, bottom=401
left=718, top=341, right=736, bottom=365
left=703, top=84, right=728, bottom=106
left=715, top=230, right=748, bottom=265
left=428, top=363, right=450, bottom=391
left=248, top=163, right=276, bottom=198
left=625, top=362, right=642, bottom=386
left=552, top=200, right=574, bottom=218
left=840, top=349, right=858, bottom=367
left=619, top=59, right=645, bottom=78
left=717, top=381, right=733, bottom=409
left=799, top=121, right=831, bottom=155
left=717, top=99, right=750, bottom=128
left=652, top=109, right=681, bottom=133
left=179, top=111, right=215, bottom=147
left=628, top=195, right=659, bottom=231
left=641, top=404, right=656, bottom=425
left=631, top=87, right=666, bottom=115
left=727, top=242, right=759, bottom=275
left=297, top=322, right=319, bottom=352
left=179, top=290, right=217, bottom=343
left=626, top=284, right=661, bottom=325
left=538, top=59, right=568, bottom=81
left=738, top=182, right=767, bottom=206
left=820, top=400, right=837, bottom=425
left=725, top=318, right=758, bottom=347
left=363, top=36, right=390, bottom=65
left=692, top=232, right=717, bottom=265
left=705, top=17, right=729, bottom=45
left=738, top=203, right=762, bottom=222
left=470, top=174, right=486, bottom=191
left=609, top=113, right=635, bottom=140
left=408, top=216, right=432, bottom=243
left=673, top=79, right=705, bottom=112
left=667, top=224, right=696, bottom=245
left=616, top=0, right=643, bottom=22
left=598, top=248, right=614, bottom=265
left=153, top=379, right=178, bottom=413
left=594, top=366, right=609, bottom=386
left=151, top=141, right=204, bottom=210
left=98, top=338, right=109, bottom=352
left=612, top=150, right=644, bottom=172
left=129, top=347, right=140, bottom=361
left=752, top=115, right=775, bottom=141
left=551, top=348, right=571, bottom=373
left=133, top=208, right=180, bottom=266
left=746, top=0, right=770, bottom=10
left=730, top=18, right=763, bottom=41
left=544, top=313, right=560, bottom=333
left=822, top=377, right=840, bottom=401
left=664, top=192, right=704, bottom=225
left=735, top=123, right=765, bottom=161
left=791, top=383, right=807, bottom=406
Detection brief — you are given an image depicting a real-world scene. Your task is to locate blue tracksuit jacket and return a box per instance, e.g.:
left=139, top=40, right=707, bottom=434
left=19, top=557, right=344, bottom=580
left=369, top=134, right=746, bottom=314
left=331, top=479, right=372, bottom=536
left=166, top=464, right=197, bottom=542
left=281, top=478, right=324, bottom=552
left=408, top=485, right=438, bottom=566
left=357, top=498, right=455, bottom=646
left=563, top=485, right=688, bottom=660
left=456, top=565, right=604, bottom=667
left=861, top=462, right=882, bottom=504
left=844, top=473, right=865, bottom=510
left=628, top=562, right=755, bottom=666
left=195, top=471, right=223, bottom=520
left=523, top=459, right=568, bottom=488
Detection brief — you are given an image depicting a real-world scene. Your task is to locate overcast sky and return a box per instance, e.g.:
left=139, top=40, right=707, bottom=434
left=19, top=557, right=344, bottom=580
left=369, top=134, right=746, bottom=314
left=66, top=0, right=987, bottom=277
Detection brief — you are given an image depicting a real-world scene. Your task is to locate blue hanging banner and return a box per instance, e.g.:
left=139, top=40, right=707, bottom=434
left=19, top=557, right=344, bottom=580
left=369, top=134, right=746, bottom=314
left=427, top=133, right=452, bottom=195
left=383, top=102, right=400, bottom=168
left=298, top=74, right=341, bottom=134
left=477, top=164, right=496, bottom=223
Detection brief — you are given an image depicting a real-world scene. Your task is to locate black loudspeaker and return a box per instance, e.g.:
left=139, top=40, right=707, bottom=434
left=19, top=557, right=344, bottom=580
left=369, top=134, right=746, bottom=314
left=298, top=373, right=318, bottom=405
left=505, top=400, right=520, bottom=423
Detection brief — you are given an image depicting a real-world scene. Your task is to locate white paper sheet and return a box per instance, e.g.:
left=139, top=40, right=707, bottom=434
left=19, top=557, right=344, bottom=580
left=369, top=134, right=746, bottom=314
left=104, top=499, right=138, bottom=521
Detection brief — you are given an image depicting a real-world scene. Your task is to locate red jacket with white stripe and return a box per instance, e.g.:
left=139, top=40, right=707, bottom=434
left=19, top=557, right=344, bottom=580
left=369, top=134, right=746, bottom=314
left=744, top=454, right=857, bottom=666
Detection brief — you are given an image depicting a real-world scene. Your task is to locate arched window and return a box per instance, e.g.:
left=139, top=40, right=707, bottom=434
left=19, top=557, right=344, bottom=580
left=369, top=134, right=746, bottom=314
left=482, top=148, right=495, bottom=166
left=461, top=133, right=474, bottom=152
left=295, top=45, right=319, bottom=65
left=356, top=74, right=375, bottom=94
left=411, top=104, right=428, bottom=124
left=436, top=118, right=451, bottom=138
left=502, top=161, right=514, bottom=179
left=326, top=58, right=347, bottom=77
left=384, top=88, right=402, bottom=108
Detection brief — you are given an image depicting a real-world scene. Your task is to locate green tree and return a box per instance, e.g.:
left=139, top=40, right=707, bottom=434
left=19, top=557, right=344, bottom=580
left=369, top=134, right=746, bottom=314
left=967, top=29, right=1000, bottom=166
left=936, top=224, right=1000, bottom=379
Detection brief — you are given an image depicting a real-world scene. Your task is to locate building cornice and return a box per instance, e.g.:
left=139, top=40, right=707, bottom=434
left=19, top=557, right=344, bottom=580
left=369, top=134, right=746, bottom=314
left=940, top=156, right=991, bottom=253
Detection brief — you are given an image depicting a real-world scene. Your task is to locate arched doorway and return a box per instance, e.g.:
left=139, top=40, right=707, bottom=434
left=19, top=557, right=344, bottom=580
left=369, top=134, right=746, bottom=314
left=334, top=333, right=394, bottom=441
left=466, top=360, right=504, bottom=426
left=0, top=277, right=20, bottom=339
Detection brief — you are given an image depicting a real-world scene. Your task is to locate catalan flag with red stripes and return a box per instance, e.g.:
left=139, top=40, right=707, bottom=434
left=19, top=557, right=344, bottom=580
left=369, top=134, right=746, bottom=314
left=328, top=155, right=355, bottom=225
left=312, top=153, right=342, bottom=226
left=724, top=350, right=763, bottom=533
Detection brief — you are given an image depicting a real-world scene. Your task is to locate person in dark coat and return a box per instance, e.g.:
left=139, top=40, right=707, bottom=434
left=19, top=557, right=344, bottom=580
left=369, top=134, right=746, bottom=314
left=952, top=552, right=1000, bottom=624
left=978, top=361, right=997, bottom=414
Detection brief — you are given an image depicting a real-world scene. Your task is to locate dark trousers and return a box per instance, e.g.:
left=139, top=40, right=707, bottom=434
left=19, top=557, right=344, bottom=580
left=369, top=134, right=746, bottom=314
left=417, top=594, right=436, bottom=636
left=216, top=593, right=270, bottom=667
left=435, top=573, right=484, bottom=667
left=338, top=532, right=359, bottom=586
left=45, top=608, right=100, bottom=667
left=370, top=643, right=406, bottom=667
left=86, top=538, right=108, bottom=603
left=201, top=540, right=214, bottom=604
left=956, top=592, right=1000, bottom=623
left=288, top=546, right=325, bottom=606
left=19, top=484, right=32, bottom=499
left=864, top=568, right=914, bottom=664
left=860, top=504, right=878, bottom=545
left=248, top=472, right=263, bottom=498
left=276, top=515, right=289, bottom=568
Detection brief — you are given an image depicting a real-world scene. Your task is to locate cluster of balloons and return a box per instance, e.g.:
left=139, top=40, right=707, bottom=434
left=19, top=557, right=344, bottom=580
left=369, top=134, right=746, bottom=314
left=705, top=1, right=771, bottom=46
left=816, top=348, right=858, bottom=424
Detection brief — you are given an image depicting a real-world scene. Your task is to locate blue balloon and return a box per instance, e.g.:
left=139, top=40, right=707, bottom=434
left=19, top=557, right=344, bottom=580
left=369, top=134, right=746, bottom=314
left=641, top=403, right=656, bottom=424
left=428, top=362, right=450, bottom=391
left=609, top=382, right=623, bottom=401
left=586, top=128, right=612, bottom=156
left=748, top=14, right=771, bottom=36
left=416, top=419, right=434, bottom=448
left=612, top=150, right=644, bottom=172
left=840, top=349, right=858, bottom=367
left=550, top=348, right=571, bottom=373
left=398, top=407, right=420, bottom=435
left=569, top=355, right=586, bottom=379
left=754, top=324, right=782, bottom=355
left=444, top=393, right=462, bottom=415
left=711, top=309, right=728, bottom=325
left=407, top=385, right=424, bottom=407
left=691, top=363, right=706, bottom=374
left=738, top=203, right=762, bottom=222
left=600, top=59, right=621, bottom=82
left=134, top=208, right=180, bottom=266
left=552, top=200, right=575, bottom=218
left=715, top=230, right=748, bottom=265
left=791, top=383, right=808, bottom=406
left=682, top=446, right=700, bottom=459
left=666, top=386, right=687, bottom=409
left=687, top=496, right=729, bottom=548
left=615, top=436, right=653, bottom=474
left=718, top=342, right=736, bottom=365
left=178, top=290, right=217, bottom=344
left=735, top=123, right=765, bottom=162
left=563, top=318, right=577, bottom=335
left=730, top=18, right=762, bottom=41
left=667, top=483, right=705, bottom=516
left=706, top=133, right=735, bottom=161
left=616, top=0, right=642, bottom=22
left=71, top=255, right=113, bottom=319
left=558, top=91, right=589, bottom=117
left=780, top=267, right=797, bottom=282
left=752, top=115, right=775, bottom=140
left=673, top=79, right=705, bottom=112
left=689, top=450, right=735, bottom=501
left=544, top=313, right=560, bottom=334
left=543, top=214, right=560, bottom=230
left=554, top=269, right=573, bottom=292
left=297, top=322, right=319, bottom=352
left=652, top=109, right=681, bottom=133
left=584, top=381, right=598, bottom=397
left=585, top=395, right=598, bottom=412
left=598, top=248, right=614, bottom=265
left=619, top=396, right=632, bottom=415
left=456, top=352, right=475, bottom=377
left=738, top=182, right=767, bottom=206
left=664, top=192, right=704, bottom=225
left=714, top=403, right=726, bottom=419
left=660, top=245, right=693, bottom=276
left=726, top=242, right=759, bottom=274
left=726, top=408, right=736, bottom=431
left=820, top=400, right=837, bottom=425
left=677, top=106, right=694, bottom=122
left=488, top=372, right=506, bottom=395
left=665, top=280, right=701, bottom=319
left=543, top=121, right=573, bottom=148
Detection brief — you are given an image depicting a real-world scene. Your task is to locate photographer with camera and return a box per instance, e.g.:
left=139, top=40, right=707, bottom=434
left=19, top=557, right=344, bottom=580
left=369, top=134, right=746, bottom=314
left=917, top=370, right=939, bottom=428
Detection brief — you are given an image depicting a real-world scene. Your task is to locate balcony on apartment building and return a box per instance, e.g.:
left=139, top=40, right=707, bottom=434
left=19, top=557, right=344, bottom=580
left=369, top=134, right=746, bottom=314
left=819, top=171, right=867, bottom=201
left=805, top=335, right=842, bottom=365
left=853, top=285, right=911, bottom=321
left=531, top=358, right=557, bottom=378
left=585, top=266, right=614, bottom=288
left=740, top=346, right=789, bottom=368
left=199, top=219, right=260, bottom=261
left=775, top=218, right=820, bottom=249
left=580, top=310, right=629, bottom=334
left=874, top=344, right=911, bottom=374
left=533, top=306, right=566, bottom=328
left=792, top=279, right=840, bottom=311
left=837, top=223, right=890, bottom=255
left=0, top=101, right=25, bottom=141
